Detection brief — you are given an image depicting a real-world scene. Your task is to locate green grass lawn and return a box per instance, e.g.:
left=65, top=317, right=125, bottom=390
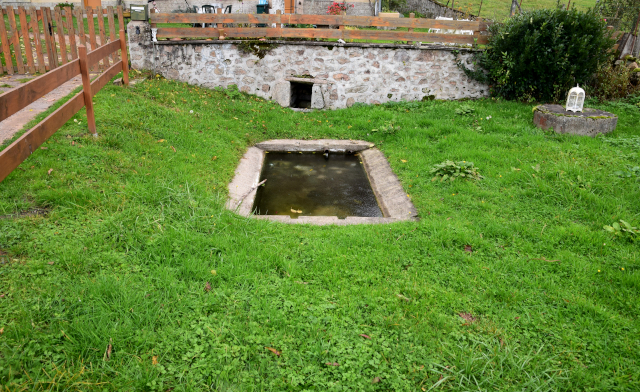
left=445, top=0, right=597, bottom=21
left=1, top=75, right=639, bottom=390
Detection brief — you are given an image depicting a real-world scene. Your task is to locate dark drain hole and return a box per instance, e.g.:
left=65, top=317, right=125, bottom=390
left=291, top=82, right=312, bottom=109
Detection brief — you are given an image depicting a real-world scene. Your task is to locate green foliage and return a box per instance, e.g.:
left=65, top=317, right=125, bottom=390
left=455, top=104, right=475, bottom=115
left=614, top=165, right=640, bottom=178
left=590, top=61, right=640, bottom=101
left=430, top=160, right=483, bottom=182
left=236, top=40, right=278, bottom=59
left=602, top=135, right=640, bottom=149
left=215, top=84, right=245, bottom=100
left=382, top=0, right=406, bottom=12
left=604, top=220, right=640, bottom=242
left=595, top=0, right=640, bottom=31
left=461, top=8, right=616, bottom=102
left=56, top=2, right=74, bottom=9
left=371, top=120, right=400, bottom=134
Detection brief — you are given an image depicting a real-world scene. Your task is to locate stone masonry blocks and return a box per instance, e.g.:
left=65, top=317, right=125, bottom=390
left=128, top=22, right=488, bottom=109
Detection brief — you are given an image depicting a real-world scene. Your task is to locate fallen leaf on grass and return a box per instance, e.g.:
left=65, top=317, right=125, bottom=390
left=295, top=281, right=308, bottom=285
left=152, top=356, right=158, bottom=365
left=325, top=362, right=339, bottom=366
left=40, top=147, right=47, bottom=150
left=170, top=146, right=177, bottom=152
left=0, top=327, right=4, bottom=334
left=511, top=167, right=521, bottom=171
left=372, top=377, right=381, bottom=384
left=400, top=159, right=407, bottom=163
left=532, top=164, right=540, bottom=172
left=459, top=312, right=476, bottom=323
left=47, top=261, right=54, bottom=265
left=104, top=339, right=113, bottom=361
left=396, top=293, right=410, bottom=302
left=266, top=347, right=281, bottom=356
left=47, top=168, right=53, bottom=175
left=204, top=282, right=212, bottom=292
left=211, top=156, right=217, bottom=160
left=360, top=334, right=371, bottom=339
left=211, top=270, right=216, bottom=275
left=157, top=139, right=165, bottom=143
left=464, top=245, right=473, bottom=253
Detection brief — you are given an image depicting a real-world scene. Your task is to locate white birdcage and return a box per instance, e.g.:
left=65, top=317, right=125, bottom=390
left=565, top=85, right=585, bottom=113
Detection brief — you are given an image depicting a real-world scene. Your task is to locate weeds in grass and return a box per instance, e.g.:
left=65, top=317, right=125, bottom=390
left=604, top=220, right=640, bottom=242
left=370, top=120, right=400, bottom=135
left=455, top=104, right=475, bottom=116
left=430, top=160, right=483, bottom=182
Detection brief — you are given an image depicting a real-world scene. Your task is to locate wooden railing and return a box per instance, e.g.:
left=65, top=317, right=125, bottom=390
left=0, top=6, right=125, bottom=75
left=0, top=29, right=129, bottom=183
left=151, top=12, right=489, bottom=45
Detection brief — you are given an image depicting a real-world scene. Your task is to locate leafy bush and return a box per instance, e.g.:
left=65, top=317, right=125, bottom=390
left=430, top=160, right=483, bottom=182
left=56, top=2, right=74, bottom=9
left=461, top=8, right=615, bottom=102
left=455, top=104, right=475, bottom=116
left=590, top=59, right=640, bottom=101
left=604, top=220, right=640, bottom=242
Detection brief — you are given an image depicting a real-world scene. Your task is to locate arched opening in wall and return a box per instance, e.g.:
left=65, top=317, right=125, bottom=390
left=290, top=82, right=313, bottom=109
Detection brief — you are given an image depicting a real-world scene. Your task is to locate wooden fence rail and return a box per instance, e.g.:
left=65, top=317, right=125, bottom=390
left=0, top=29, right=129, bottom=183
left=0, top=6, right=124, bottom=76
left=151, top=12, right=489, bottom=45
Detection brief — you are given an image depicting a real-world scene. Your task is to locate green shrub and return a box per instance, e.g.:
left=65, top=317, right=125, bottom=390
left=461, top=7, right=615, bottom=102
left=590, top=60, right=640, bottom=101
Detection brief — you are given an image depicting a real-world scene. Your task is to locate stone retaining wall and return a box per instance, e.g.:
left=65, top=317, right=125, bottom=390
left=128, top=21, right=487, bottom=109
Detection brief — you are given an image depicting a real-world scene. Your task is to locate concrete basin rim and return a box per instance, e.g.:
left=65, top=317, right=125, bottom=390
left=227, top=139, right=418, bottom=225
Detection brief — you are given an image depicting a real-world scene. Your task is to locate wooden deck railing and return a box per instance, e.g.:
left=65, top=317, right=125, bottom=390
left=0, top=29, right=129, bottom=183
left=151, top=12, right=489, bottom=45
left=0, top=6, right=125, bottom=75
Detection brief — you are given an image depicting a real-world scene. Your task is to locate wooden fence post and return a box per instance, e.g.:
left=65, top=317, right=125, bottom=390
left=0, top=8, right=14, bottom=74
left=65, top=6, right=78, bottom=60
left=18, top=7, right=36, bottom=74
left=28, top=7, right=46, bottom=74
left=216, top=8, right=224, bottom=39
left=78, top=45, right=97, bottom=135
left=119, top=28, right=129, bottom=86
left=408, top=13, right=414, bottom=44
left=6, top=6, right=25, bottom=74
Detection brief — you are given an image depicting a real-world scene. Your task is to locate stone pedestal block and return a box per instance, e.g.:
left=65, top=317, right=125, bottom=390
left=311, top=85, right=324, bottom=109
left=274, top=82, right=291, bottom=107
left=533, top=104, right=617, bottom=137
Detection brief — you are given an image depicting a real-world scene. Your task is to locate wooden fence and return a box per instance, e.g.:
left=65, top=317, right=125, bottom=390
left=0, top=5, right=125, bottom=75
left=0, top=29, right=129, bottom=183
left=150, top=12, right=489, bottom=45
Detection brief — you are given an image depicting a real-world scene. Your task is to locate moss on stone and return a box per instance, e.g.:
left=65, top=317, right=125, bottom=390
left=236, top=41, right=278, bottom=59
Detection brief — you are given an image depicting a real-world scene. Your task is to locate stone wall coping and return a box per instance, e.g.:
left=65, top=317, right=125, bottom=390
left=152, top=39, right=482, bottom=52
left=255, top=139, right=372, bottom=152
left=285, top=77, right=328, bottom=84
